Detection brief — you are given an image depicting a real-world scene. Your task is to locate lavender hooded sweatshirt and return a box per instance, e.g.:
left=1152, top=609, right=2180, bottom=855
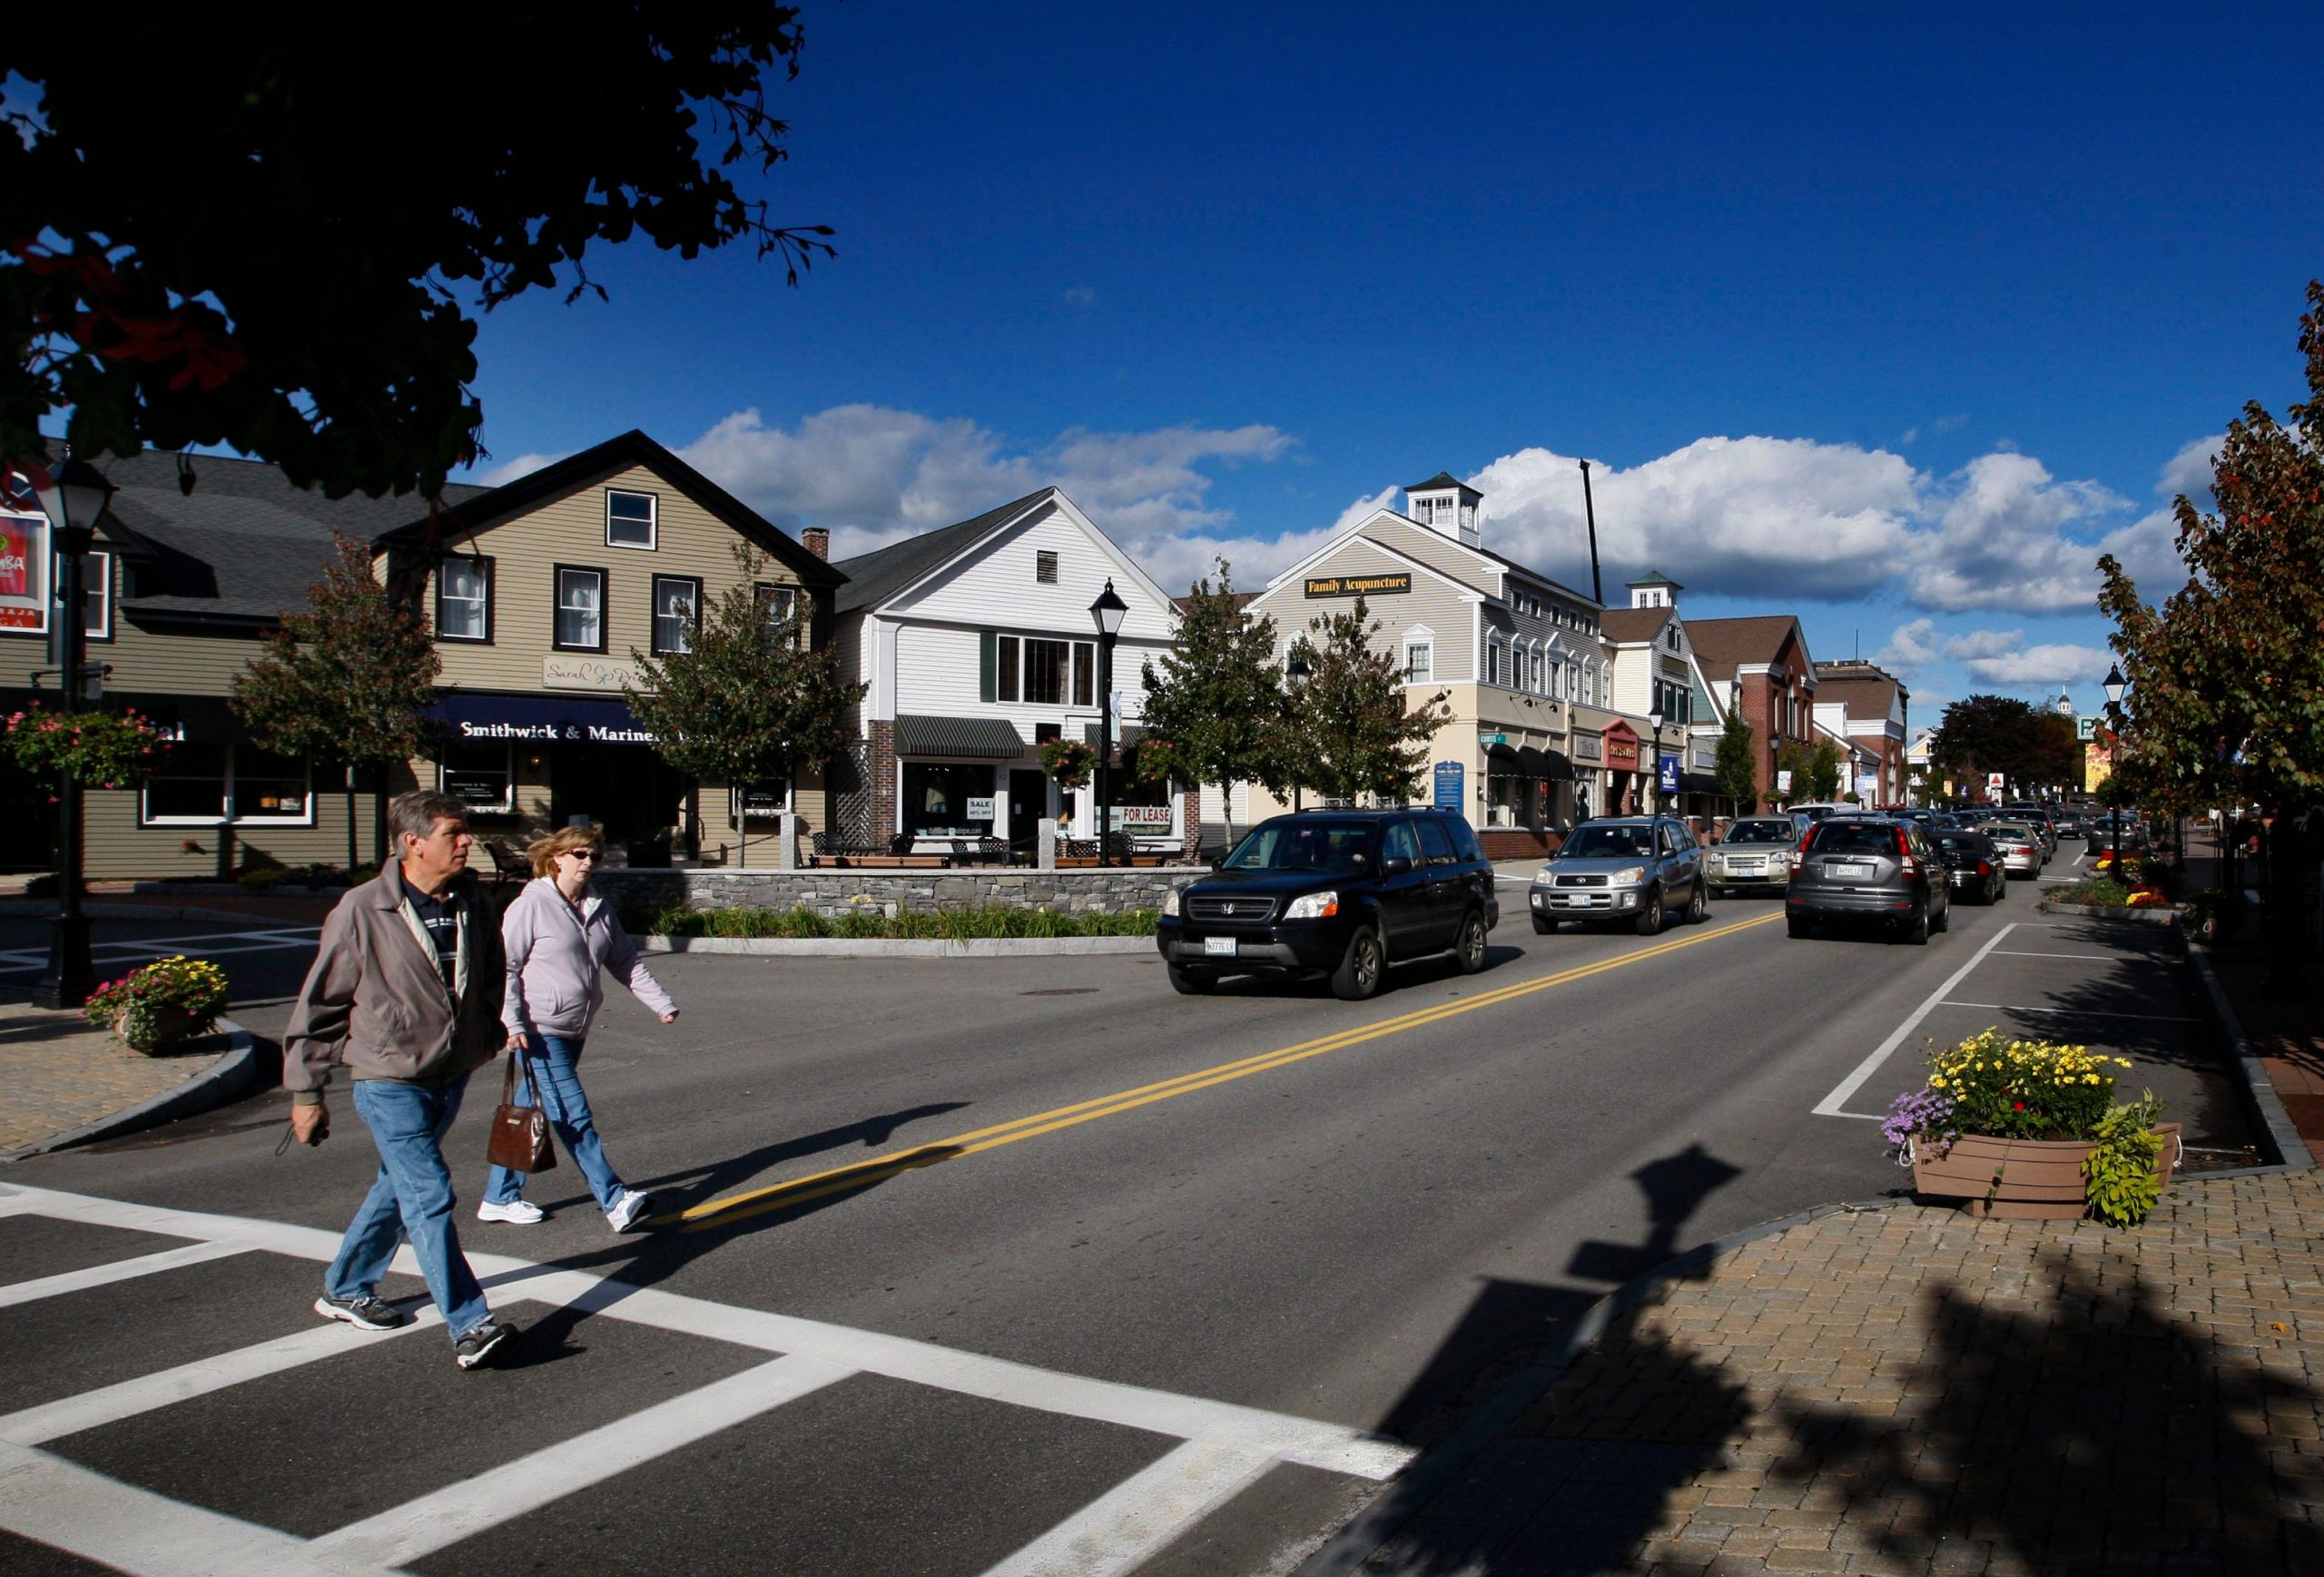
left=499, top=878, right=676, bottom=1041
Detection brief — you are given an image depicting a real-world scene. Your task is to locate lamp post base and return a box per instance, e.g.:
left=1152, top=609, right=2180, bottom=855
left=33, top=912, right=97, bottom=1010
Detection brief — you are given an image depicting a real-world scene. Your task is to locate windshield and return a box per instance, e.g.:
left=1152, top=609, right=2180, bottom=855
left=1562, top=824, right=1657, bottom=860
left=1221, top=820, right=1376, bottom=873
left=1723, top=820, right=1794, bottom=845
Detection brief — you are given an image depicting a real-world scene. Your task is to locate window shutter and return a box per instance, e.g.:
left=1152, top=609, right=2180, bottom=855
left=980, top=631, right=997, bottom=702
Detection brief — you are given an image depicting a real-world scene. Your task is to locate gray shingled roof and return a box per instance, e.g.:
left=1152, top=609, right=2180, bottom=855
left=832, top=488, right=1057, bottom=615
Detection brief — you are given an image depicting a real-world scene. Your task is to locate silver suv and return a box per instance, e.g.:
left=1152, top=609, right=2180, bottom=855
left=1530, top=816, right=1707, bottom=935
left=1706, top=815, right=1800, bottom=899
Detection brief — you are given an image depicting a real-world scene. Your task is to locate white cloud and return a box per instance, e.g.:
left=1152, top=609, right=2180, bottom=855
left=1960, top=643, right=2117, bottom=686
left=1902, top=453, right=2126, bottom=613
left=475, top=450, right=569, bottom=487
left=675, top=404, right=1299, bottom=596
left=2157, top=435, right=2217, bottom=501
left=1876, top=618, right=1942, bottom=672
left=1939, top=627, right=2024, bottom=661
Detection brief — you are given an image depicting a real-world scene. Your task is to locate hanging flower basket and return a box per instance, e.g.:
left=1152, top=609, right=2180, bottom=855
left=84, top=955, right=229, bottom=1055
left=1041, top=737, right=1097, bottom=789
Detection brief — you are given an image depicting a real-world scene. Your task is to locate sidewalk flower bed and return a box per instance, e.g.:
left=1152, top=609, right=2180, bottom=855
left=84, top=955, right=229, bottom=1053
left=1884, top=1028, right=2177, bottom=1226
left=623, top=903, right=1159, bottom=940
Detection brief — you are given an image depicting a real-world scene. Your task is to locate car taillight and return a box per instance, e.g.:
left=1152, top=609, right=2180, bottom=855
left=1978, top=860, right=1993, bottom=877
left=1896, top=828, right=1918, bottom=876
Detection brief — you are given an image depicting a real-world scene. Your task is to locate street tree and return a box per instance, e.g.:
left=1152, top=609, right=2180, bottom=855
left=2098, top=280, right=2324, bottom=816
left=1137, top=561, right=1285, bottom=845
left=2, top=9, right=832, bottom=502
left=1774, top=740, right=1817, bottom=804
left=1713, top=710, right=1758, bottom=811
left=229, top=534, right=441, bottom=869
left=1927, top=695, right=2079, bottom=796
left=625, top=545, right=864, bottom=867
left=1808, top=738, right=1845, bottom=802
left=1278, top=598, right=1452, bottom=804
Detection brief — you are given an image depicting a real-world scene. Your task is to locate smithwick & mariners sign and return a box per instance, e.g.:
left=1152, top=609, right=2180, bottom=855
left=1304, top=573, right=1412, bottom=598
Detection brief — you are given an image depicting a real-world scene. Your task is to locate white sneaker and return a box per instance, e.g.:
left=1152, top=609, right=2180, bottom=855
left=476, top=1198, right=544, bottom=1225
left=606, top=1191, right=653, bottom=1235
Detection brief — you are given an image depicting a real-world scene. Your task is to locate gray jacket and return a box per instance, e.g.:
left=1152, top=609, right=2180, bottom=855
left=499, top=877, right=675, bottom=1040
left=283, top=864, right=508, bottom=1099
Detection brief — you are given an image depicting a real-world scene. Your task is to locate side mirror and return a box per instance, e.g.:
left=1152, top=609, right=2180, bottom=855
left=1380, top=855, right=1414, bottom=875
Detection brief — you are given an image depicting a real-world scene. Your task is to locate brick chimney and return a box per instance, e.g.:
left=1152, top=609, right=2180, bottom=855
left=802, top=527, right=829, bottom=560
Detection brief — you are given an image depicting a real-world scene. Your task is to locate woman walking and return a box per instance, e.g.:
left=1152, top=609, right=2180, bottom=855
left=478, top=823, right=677, bottom=1233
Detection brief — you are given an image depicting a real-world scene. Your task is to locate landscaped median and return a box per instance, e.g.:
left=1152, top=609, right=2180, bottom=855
left=622, top=902, right=1161, bottom=958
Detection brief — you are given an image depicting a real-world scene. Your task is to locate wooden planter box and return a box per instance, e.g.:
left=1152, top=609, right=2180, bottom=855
left=1909, top=1123, right=2181, bottom=1219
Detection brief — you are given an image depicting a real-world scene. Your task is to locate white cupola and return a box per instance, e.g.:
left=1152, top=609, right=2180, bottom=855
left=1404, top=470, right=1483, bottom=547
left=1627, top=570, right=1681, bottom=608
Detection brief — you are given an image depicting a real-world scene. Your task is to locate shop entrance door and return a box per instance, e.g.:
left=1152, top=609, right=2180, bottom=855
left=1008, top=770, right=1048, bottom=860
left=551, top=746, right=692, bottom=863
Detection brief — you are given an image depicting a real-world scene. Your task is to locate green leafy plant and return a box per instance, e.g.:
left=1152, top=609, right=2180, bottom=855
left=2, top=704, right=172, bottom=790
left=1924, top=1028, right=2132, bottom=1140
left=1041, top=737, right=1097, bottom=789
left=621, top=903, right=1158, bottom=940
left=237, top=867, right=291, bottom=892
left=2083, top=1091, right=2169, bottom=1227
left=84, top=954, right=229, bottom=1050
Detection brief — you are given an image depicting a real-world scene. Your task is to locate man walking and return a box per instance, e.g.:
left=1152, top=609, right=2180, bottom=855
left=286, top=789, right=518, bottom=1369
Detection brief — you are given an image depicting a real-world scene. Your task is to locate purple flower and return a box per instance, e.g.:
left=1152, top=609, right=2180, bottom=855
left=1882, top=1087, right=1957, bottom=1166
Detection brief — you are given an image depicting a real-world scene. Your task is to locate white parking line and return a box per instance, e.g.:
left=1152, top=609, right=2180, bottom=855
left=1943, top=1000, right=2202, bottom=1023
left=1989, top=951, right=2121, bottom=961
left=0, top=1184, right=1414, bottom=1577
left=1811, top=922, right=2022, bottom=1120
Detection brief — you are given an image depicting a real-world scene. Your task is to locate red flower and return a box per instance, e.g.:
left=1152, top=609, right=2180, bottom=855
left=2013, top=1100, right=2026, bottom=1111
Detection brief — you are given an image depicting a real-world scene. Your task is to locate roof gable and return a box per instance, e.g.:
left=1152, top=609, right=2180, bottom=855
left=832, top=488, right=1055, bottom=614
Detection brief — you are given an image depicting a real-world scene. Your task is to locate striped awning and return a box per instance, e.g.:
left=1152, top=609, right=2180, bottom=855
left=892, top=714, right=1027, bottom=759
left=1679, top=772, right=1726, bottom=796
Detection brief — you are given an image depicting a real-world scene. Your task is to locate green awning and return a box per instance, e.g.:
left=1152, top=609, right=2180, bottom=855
left=1082, top=723, right=1147, bottom=749
left=892, top=714, right=1027, bottom=759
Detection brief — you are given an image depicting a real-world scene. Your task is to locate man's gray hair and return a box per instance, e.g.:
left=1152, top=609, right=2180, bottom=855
left=389, top=790, right=470, bottom=846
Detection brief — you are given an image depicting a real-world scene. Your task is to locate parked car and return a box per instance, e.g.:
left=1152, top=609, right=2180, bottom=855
left=1786, top=815, right=1951, bottom=943
left=2001, top=803, right=2059, bottom=860
left=1706, top=816, right=1798, bottom=899
left=1530, top=816, right=1707, bottom=935
left=1932, top=828, right=2007, bottom=905
left=1976, top=821, right=2045, bottom=878
left=2085, top=813, right=2152, bottom=856
left=1156, top=809, right=1498, bottom=1000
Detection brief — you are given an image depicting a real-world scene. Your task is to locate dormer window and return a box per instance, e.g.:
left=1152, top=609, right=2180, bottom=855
left=606, top=488, right=657, bottom=550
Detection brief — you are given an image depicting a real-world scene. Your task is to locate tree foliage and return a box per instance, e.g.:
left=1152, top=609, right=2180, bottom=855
left=1808, top=737, right=1845, bottom=803
left=625, top=545, right=863, bottom=866
left=229, top=534, right=441, bottom=866
left=1137, top=561, right=1285, bottom=841
left=1774, top=739, right=1816, bottom=803
left=1276, top=597, right=1452, bottom=804
left=2098, top=280, right=2324, bottom=814
left=1713, top=709, right=1758, bottom=809
left=2, top=9, right=832, bottom=499
left=1927, top=695, right=2080, bottom=796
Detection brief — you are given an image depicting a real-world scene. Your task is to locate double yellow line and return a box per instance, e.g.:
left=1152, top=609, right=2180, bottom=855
left=671, top=910, right=1781, bottom=1234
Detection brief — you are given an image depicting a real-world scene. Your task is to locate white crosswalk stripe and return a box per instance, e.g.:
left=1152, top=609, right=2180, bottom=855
left=0, top=924, right=322, bottom=974
left=0, top=1183, right=1413, bottom=1575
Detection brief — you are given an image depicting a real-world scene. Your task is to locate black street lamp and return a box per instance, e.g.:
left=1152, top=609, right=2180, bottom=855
left=1645, top=707, right=1663, bottom=815
left=32, top=456, right=115, bottom=1010
left=1088, top=579, right=1129, bottom=868
left=1285, top=649, right=1312, bottom=812
left=2102, top=664, right=2129, bottom=881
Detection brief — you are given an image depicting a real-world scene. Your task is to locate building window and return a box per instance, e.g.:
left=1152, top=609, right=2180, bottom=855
left=756, top=582, right=798, bottom=647
left=1023, top=638, right=1072, bottom=705
left=981, top=632, right=1093, bottom=704
left=82, top=550, right=113, bottom=640
left=1406, top=641, right=1433, bottom=684
left=436, top=556, right=492, bottom=642
left=1487, top=639, right=1505, bottom=688
left=554, top=566, right=606, bottom=652
left=1074, top=640, right=1095, bottom=706
left=606, top=489, right=657, bottom=550
left=651, top=575, right=701, bottom=655
left=902, top=761, right=996, bottom=837
left=438, top=741, right=513, bottom=814
left=140, top=744, right=311, bottom=825
left=1530, top=647, right=1545, bottom=693
left=1035, top=549, right=1059, bottom=585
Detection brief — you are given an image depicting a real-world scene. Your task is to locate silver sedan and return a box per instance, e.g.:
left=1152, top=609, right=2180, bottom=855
left=1977, top=822, right=2045, bottom=878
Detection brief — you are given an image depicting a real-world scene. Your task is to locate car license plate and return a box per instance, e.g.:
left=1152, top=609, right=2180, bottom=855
left=1203, top=935, right=1236, bottom=957
left=1830, top=862, right=1872, bottom=880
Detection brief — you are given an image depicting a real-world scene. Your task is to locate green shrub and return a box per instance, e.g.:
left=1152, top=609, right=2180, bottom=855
left=623, top=902, right=1160, bottom=940
left=238, top=867, right=291, bottom=892
left=2051, top=878, right=2133, bottom=906
left=2083, top=1091, right=2168, bottom=1227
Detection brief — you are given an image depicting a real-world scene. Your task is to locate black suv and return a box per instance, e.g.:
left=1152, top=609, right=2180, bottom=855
left=1157, top=809, right=1500, bottom=1000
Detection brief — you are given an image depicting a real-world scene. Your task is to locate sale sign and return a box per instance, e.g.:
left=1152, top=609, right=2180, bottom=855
left=0, top=511, right=45, bottom=630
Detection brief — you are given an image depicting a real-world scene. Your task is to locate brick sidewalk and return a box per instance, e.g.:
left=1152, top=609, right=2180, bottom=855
left=1345, top=1171, right=2324, bottom=1576
left=0, top=1001, right=237, bottom=1154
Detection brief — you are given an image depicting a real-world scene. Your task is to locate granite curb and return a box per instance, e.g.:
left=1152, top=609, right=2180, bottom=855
left=2188, top=941, right=2317, bottom=1169
left=2034, top=898, right=2181, bottom=923
left=1292, top=1195, right=1914, bottom=1577
left=635, top=934, right=1155, bottom=959
left=0, top=1015, right=261, bottom=1162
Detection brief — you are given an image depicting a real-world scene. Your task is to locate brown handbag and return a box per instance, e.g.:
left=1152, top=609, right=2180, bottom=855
left=487, top=1053, right=557, bottom=1173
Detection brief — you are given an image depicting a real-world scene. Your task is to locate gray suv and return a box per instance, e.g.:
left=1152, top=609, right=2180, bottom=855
left=1530, top=816, right=1707, bottom=935
left=1786, top=814, right=1950, bottom=944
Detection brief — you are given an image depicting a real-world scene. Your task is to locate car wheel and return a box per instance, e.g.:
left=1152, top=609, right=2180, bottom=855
left=1787, top=914, right=1814, bottom=939
left=1898, top=902, right=1930, bottom=945
left=1532, top=916, right=1558, bottom=935
left=1454, top=910, right=1488, bottom=973
left=1686, top=882, right=1709, bottom=924
left=1330, top=925, right=1384, bottom=1000
left=1931, top=893, right=1950, bottom=933
left=1167, top=964, right=1217, bottom=995
left=1635, top=889, right=1665, bottom=936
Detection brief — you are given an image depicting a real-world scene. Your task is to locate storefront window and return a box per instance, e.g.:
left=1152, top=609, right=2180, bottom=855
left=141, top=744, right=310, bottom=824
left=144, top=744, right=228, bottom=822
left=439, top=742, right=513, bottom=813
left=1107, top=769, right=1175, bottom=838
left=902, top=762, right=997, bottom=837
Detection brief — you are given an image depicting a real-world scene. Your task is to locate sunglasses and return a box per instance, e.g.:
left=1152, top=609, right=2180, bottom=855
left=563, top=849, right=603, bottom=863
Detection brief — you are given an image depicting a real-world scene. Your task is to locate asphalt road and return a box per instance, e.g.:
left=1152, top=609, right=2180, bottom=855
left=0, top=861, right=2253, bottom=1575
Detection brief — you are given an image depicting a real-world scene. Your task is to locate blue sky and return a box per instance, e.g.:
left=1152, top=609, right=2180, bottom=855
left=458, top=2, right=2324, bottom=727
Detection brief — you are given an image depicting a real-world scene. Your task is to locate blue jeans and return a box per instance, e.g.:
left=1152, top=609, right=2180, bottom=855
left=327, top=1077, right=493, bottom=1343
left=485, top=1036, right=626, bottom=1214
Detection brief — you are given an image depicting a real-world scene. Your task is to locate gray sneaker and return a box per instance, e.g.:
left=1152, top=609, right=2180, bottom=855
left=315, top=1293, right=409, bottom=1331
left=454, top=1320, right=516, bottom=1370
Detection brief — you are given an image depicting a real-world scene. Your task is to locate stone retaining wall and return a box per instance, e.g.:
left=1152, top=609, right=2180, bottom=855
left=596, top=865, right=1206, bottom=918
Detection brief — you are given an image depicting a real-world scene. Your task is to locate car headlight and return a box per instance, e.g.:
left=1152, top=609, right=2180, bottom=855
left=1610, top=866, right=1648, bottom=886
left=1285, top=890, right=1339, bottom=920
left=1161, top=888, right=1181, bottom=917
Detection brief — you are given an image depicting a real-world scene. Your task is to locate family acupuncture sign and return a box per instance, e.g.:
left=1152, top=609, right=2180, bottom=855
left=1304, top=573, right=1412, bottom=598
